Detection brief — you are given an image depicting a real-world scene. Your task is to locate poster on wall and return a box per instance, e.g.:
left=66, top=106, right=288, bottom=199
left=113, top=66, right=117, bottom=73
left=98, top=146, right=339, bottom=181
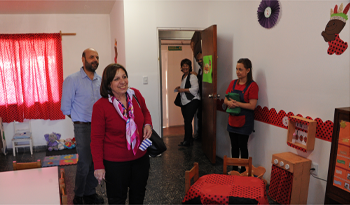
left=333, top=120, right=350, bottom=193
left=202, top=55, right=213, bottom=83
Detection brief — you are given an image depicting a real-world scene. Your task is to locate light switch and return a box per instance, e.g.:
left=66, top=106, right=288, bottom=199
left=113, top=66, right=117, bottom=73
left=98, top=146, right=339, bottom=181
left=143, top=76, right=148, bottom=85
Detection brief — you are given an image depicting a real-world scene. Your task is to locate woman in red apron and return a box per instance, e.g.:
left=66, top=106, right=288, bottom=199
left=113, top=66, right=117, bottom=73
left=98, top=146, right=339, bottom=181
left=224, top=58, right=259, bottom=173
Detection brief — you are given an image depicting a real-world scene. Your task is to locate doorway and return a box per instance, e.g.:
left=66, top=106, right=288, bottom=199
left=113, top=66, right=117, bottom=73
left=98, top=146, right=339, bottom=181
left=158, top=30, right=200, bottom=137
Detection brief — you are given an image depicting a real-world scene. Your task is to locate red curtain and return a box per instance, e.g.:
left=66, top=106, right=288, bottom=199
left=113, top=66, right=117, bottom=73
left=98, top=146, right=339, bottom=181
left=0, top=33, right=64, bottom=122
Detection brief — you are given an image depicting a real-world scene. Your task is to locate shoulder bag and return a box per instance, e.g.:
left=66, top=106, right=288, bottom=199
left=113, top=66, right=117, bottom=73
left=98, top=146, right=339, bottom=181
left=133, top=94, right=167, bottom=157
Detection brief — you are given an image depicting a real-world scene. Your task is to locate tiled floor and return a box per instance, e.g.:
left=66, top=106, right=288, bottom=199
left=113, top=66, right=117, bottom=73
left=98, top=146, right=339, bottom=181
left=0, top=127, right=278, bottom=204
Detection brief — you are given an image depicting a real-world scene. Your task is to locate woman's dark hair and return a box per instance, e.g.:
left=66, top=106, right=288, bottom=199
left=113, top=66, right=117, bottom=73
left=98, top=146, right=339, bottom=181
left=181, top=58, right=192, bottom=72
left=100, top=63, right=128, bottom=98
left=237, top=58, right=253, bottom=85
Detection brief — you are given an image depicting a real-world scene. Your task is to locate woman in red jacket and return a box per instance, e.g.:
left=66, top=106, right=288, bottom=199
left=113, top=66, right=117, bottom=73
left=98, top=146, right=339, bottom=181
left=91, top=64, right=153, bottom=204
left=224, top=58, right=259, bottom=173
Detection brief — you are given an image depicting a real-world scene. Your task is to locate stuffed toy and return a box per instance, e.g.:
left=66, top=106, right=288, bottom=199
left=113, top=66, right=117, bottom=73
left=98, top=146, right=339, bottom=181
left=44, top=132, right=61, bottom=151
left=64, top=138, right=76, bottom=149
left=57, top=139, right=65, bottom=150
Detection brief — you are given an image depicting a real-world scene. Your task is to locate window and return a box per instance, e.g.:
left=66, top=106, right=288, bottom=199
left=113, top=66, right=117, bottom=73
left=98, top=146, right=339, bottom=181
left=0, top=33, right=64, bottom=122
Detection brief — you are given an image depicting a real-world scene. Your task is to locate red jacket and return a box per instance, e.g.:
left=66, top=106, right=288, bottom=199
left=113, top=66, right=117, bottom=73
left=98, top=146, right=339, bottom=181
left=91, top=88, right=152, bottom=170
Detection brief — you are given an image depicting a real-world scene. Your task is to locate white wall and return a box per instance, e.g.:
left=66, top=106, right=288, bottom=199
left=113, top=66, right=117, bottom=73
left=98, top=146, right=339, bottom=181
left=123, top=0, right=209, bottom=137
left=110, top=0, right=126, bottom=66
left=1, top=14, right=112, bottom=146
left=122, top=1, right=349, bottom=204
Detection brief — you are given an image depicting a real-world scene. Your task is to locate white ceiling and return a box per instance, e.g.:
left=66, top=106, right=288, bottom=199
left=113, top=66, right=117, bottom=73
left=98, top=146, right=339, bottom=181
left=0, top=0, right=116, bottom=14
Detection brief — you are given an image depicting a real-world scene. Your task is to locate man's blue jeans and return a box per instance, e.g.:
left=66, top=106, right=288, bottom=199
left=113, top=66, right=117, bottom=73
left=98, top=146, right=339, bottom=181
left=73, top=123, right=98, bottom=197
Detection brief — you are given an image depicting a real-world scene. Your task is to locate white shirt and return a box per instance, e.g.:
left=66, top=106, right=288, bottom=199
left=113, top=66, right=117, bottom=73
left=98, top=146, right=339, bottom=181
left=180, top=74, right=201, bottom=106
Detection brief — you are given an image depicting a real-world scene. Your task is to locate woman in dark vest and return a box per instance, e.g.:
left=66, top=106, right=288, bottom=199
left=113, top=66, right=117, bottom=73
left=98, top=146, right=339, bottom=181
left=175, top=58, right=200, bottom=147
left=224, top=58, right=259, bottom=173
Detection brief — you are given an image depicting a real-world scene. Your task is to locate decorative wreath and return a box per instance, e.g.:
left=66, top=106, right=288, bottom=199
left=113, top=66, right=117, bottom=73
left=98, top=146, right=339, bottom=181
left=257, top=0, right=280, bottom=29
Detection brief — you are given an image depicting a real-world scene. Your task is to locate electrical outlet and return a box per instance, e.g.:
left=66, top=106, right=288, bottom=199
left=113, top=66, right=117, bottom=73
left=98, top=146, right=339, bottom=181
left=311, top=162, right=318, bottom=176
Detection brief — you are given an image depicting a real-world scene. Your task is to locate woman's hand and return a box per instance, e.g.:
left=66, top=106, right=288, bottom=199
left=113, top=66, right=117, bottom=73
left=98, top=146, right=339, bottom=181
left=231, top=100, right=240, bottom=108
left=225, top=98, right=239, bottom=108
left=175, top=86, right=187, bottom=93
left=94, top=169, right=105, bottom=184
left=143, top=124, right=152, bottom=139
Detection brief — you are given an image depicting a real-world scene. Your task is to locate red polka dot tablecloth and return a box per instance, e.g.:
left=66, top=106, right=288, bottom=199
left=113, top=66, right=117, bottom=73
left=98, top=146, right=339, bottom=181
left=182, top=174, right=268, bottom=204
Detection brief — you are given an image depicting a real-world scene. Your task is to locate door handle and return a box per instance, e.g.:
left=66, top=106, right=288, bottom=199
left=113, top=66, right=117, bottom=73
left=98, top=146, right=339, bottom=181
left=208, top=94, right=220, bottom=99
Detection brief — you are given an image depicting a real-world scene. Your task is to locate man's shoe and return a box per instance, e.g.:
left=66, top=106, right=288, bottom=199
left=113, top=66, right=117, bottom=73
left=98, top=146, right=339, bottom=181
left=73, top=195, right=84, bottom=205
left=83, top=193, right=104, bottom=204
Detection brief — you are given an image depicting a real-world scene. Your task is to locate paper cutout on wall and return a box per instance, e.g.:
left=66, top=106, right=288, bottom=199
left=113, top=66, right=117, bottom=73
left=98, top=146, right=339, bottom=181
left=202, top=55, right=213, bottom=83
left=321, top=3, right=350, bottom=55
left=215, top=100, right=334, bottom=142
left=254, top=106, right=334, bottom=142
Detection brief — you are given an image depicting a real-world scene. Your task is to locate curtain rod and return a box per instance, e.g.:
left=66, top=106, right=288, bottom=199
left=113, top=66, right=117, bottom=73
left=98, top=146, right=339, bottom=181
left=60, top=30, right=76, bottom=40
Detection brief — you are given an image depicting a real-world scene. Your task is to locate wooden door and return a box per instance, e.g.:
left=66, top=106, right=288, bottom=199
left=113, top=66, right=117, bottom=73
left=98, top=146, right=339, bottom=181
left=201, top=25, right=217, bottom=164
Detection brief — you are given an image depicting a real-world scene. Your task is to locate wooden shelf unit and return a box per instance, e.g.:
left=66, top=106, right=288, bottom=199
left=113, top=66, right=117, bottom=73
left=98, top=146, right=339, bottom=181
left=324, top=107, right=350, bottom=204
left=287, top=116, right=316, bottom=151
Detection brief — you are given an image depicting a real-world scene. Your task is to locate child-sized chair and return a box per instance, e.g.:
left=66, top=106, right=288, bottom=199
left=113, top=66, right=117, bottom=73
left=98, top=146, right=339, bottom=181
left=241, top=165, right=266, bottom=179
left=13, top=160, right=41, bottom=170
left=223, top=155, right=252, bottom=177
left=185, top=162, right=199, bottom=193
left=12, top=120, right=33, bottom=156
left=223, top=155, right=267, bottom=185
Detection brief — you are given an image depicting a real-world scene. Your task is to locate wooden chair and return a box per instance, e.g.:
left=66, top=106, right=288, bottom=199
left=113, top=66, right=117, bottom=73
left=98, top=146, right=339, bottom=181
left=13, top=159, right=41, bottom=170
left=223, top=155, right=252, bottom=177
left=241, top=165, right=266, bottom=179
left=185, top=162, right=199, bottom=193
left=59, top=168, right=67, bottom=205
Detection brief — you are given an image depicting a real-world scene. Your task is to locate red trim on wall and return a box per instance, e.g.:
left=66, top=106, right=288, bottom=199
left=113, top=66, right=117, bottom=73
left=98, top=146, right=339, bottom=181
left=216, top=99, right=333, bottom=142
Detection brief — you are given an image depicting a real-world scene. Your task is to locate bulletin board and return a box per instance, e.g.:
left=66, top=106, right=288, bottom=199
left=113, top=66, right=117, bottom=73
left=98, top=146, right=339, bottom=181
left=325, top=107, right=350, bottom=204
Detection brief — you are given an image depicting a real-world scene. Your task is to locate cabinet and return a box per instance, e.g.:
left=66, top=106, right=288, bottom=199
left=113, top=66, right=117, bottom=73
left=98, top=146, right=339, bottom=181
left=269, top=152, right=311, bottom=204
left=325, top=107, right=350, bottom=204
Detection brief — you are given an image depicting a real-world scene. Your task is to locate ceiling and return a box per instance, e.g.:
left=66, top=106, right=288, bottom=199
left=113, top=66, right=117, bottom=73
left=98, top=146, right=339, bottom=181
left=0, top=0, right=116, bottom=14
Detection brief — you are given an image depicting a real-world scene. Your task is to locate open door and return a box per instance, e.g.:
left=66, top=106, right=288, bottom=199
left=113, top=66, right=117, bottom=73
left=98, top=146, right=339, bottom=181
left=201, top=25, right=217, bottom=164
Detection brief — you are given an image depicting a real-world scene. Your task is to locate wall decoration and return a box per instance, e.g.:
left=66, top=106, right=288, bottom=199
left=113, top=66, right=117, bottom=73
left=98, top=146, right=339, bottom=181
left=321, top=3, right=350, bottom=55
left=287, top=116, right=316, bottom=152
left=215, top=101, right=334, bottom=142
left=202, top=55, right=213, bottom=83
left=257, top=0, right=280, bottom=29
left=254, top=106, right=334, bottom=142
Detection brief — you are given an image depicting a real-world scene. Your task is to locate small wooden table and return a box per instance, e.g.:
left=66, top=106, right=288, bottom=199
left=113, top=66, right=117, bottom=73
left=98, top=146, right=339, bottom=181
left=0, top=166, right=60, bottom=204
left=183, top=174, right=268, bottom=204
